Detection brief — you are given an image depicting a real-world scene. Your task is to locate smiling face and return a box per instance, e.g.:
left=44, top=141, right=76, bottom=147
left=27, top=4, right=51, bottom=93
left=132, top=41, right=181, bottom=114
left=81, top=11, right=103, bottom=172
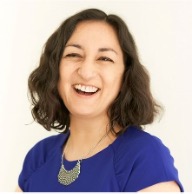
left=58, top=20, right=125, bottom=120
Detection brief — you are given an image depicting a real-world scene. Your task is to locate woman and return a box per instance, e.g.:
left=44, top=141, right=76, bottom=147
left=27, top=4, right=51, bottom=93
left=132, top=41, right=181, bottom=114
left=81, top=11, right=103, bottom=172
left=16, top=8, right=183, bottom=192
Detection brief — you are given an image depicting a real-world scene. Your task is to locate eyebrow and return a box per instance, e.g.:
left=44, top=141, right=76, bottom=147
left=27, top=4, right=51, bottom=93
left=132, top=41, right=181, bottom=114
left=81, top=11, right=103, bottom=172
left=65, top=44, right=118, bottom=55
left=98, top=48, right=118, bottom=55
left=65, top=44, right=82, bottom=49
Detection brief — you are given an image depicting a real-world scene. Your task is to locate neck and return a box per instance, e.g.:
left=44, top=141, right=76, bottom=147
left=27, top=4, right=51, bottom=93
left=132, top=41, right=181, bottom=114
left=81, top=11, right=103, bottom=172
left=63, top=115, right=117, bottom=161
left=70, top=115, right=109, bottom=135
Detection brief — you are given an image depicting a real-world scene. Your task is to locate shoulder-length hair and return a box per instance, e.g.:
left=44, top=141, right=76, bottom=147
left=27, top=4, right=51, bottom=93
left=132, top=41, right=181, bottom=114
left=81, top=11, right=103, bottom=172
left=28, top=8, right=161, bottom=135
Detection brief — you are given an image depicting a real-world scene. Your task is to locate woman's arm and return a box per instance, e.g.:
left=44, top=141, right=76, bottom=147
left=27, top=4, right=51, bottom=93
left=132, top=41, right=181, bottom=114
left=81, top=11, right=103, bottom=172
left=139, top=181, right=180, bottom=192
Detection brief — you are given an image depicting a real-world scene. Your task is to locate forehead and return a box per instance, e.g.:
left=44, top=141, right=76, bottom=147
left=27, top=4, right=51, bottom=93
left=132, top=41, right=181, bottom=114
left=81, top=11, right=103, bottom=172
left=66, top=20, right=121, bottom=50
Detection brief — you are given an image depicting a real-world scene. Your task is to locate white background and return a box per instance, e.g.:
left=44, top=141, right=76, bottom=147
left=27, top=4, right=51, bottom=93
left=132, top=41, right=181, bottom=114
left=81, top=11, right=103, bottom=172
left=0, top=0, right=191, bottom=191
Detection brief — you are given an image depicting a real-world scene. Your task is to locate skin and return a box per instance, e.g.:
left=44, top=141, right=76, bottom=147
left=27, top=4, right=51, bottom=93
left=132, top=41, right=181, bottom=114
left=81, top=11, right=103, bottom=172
left=15, top=21, right=180, bottom=192
left=58, top=21, right=125, bottom=121
left=57, top=20, right=125, bottom=161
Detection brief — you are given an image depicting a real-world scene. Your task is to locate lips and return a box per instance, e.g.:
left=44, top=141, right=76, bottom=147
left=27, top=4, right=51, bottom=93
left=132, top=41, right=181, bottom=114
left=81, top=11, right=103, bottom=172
left=73, top=84, right=100, bottom=95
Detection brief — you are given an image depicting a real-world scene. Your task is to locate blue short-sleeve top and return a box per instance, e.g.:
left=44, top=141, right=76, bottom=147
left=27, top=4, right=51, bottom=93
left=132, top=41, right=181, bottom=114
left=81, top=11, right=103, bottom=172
left=18, top=126, right=184, bottom=191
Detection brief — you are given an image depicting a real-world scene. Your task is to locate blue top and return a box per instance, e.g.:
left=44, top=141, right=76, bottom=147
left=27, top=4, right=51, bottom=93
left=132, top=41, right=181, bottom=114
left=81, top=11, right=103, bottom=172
left=18, top=126, right=183, bottom=191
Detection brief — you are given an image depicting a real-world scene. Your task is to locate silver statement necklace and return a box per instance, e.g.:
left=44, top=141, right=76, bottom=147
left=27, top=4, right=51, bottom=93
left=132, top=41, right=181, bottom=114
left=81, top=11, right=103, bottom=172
left=58, top=130, right=109, bottom=186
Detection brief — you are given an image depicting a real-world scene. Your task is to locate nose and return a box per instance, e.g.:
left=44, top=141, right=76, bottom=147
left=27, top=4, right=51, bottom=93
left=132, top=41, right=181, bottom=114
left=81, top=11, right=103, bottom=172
left=77, top=59, right=97, bottom=81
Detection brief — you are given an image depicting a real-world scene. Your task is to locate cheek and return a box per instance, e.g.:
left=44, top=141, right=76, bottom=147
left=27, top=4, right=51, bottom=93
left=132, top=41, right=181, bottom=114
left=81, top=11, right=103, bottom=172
left=105, top=71, right=124, bottom=93
left=57, top=79, right=64, bottom=99
left=115, top=72, right=124, bottom=92
left=57, top=69, right=68, bottom=96
left=110, top=66, right=124, bottom=83
left=58, top=65, right=71, bottom=85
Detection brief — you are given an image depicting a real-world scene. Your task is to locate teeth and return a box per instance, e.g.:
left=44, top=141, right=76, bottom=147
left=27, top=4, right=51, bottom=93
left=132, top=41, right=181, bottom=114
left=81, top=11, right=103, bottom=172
left=74, top=84, right=98, bottom=93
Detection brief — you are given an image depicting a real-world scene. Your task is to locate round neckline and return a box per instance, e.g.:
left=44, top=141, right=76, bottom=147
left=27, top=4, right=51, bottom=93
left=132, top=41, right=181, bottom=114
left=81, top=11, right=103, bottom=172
left=59, top=130, right=123, bottom=163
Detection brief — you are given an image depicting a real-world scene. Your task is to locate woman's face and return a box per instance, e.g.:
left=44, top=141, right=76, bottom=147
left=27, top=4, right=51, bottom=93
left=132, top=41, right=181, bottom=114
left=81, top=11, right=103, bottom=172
left=58, top=21, right=125, bottom=120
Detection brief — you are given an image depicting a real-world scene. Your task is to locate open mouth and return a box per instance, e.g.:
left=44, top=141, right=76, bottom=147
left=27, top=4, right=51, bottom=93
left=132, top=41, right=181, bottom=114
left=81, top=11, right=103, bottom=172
left=73, top=84, right=100, bottom=96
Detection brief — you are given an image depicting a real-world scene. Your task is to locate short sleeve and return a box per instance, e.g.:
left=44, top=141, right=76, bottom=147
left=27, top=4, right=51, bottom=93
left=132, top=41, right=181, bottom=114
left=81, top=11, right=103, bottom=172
left=114, top=134, right=184, bottom=191
left=18, top=142, right=43, bottom=191
left=18, top=134, right=64, bottom=191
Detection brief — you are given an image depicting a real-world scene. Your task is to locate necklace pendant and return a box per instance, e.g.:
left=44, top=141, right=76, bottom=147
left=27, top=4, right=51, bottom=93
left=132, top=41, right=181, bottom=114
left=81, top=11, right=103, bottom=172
left=58, top=160, right=81, bottom=186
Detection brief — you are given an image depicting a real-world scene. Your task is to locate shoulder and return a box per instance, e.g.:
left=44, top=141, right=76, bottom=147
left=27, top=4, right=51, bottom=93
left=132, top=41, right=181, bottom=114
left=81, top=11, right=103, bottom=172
left=112, top=126, right=182, bottom=191
left=113, top=126, right=167, bottom=157
left=18, top=133, right=68, bottom=190
left=23, top=132, right=67, bottom=165
left=30, top=133, right=66, bottom=153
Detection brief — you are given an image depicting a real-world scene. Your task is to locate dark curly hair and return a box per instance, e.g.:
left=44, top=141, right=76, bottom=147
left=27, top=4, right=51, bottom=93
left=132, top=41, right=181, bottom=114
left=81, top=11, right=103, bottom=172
left=28, top=8, right=161, bottom=135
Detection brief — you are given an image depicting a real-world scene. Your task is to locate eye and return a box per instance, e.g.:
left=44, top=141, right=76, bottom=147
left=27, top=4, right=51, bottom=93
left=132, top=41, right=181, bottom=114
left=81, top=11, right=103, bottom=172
left=64, top=53, right=82, bottom=58
left=98, top=56, right=114, bottom=63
